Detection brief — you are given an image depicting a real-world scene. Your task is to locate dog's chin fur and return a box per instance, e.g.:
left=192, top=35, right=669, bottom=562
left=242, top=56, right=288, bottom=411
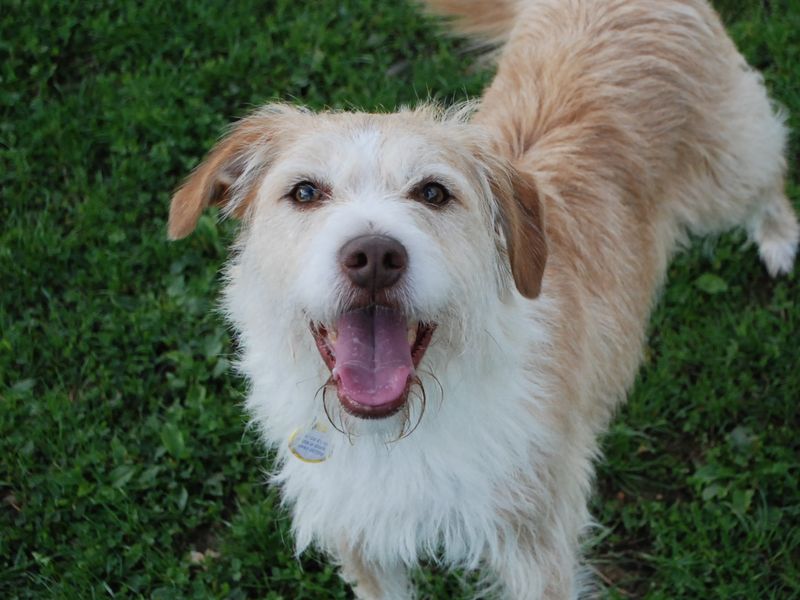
left=234, top=285, right=565, bottom=567
left=170, top=0, right=799, bottom=597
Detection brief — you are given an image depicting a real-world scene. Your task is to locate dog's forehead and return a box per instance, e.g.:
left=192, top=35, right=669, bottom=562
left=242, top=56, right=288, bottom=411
left=281, top=114, right=475, bottom=190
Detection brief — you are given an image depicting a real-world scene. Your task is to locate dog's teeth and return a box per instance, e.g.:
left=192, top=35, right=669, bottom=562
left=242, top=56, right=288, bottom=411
left=408, top=325, right=417, bottom=344
left=328, top=330, right=338, bottom=343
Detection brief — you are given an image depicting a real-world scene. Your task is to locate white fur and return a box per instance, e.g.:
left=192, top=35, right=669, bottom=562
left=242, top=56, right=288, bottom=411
left=168, top=1, right=799, bottom=598
left=219, top=116, right=589, bottom=597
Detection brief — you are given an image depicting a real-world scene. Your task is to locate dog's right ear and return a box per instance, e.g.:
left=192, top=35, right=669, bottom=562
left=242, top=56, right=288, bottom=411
left=491, top=166, right=548, bottom=299
left=168, top=104, right=299, bottom=240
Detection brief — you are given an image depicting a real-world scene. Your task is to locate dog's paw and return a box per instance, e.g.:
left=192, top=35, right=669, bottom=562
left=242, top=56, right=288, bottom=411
left=749, top=194, right=799, bottom=277
left=759, top=232, right=798, bottom=277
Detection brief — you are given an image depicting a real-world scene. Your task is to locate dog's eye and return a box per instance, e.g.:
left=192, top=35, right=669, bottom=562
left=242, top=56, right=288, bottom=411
left=291, top=182, right=322, bottom=204
left=417, top=182, right=450, bottom=207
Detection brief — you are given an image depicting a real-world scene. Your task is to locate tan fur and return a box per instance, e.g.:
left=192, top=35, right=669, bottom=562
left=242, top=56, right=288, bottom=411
left=471, top=0, right=797, bottom=428
left=493, top=168, right=548, bottom=298
left=170, top=1, right=797, bottom=598
left=168, top=106, right=304, bottom=239
left=168, top=124, right=256, bottom=240
left=421, top=0, right=521, bottom=44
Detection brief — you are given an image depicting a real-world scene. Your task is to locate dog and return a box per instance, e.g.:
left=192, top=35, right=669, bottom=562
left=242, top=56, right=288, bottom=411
left=168, top=0, right=799, bottom=597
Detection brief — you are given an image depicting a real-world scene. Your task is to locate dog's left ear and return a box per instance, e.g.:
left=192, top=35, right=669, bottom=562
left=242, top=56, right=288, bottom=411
left=493, top=169, right=548, bottom=299
left=168, top=104, right=298, bottom=240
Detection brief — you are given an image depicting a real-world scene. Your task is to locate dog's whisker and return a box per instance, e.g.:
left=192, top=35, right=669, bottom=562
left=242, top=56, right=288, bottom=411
left=404, top=383, right=426, bottom=439
left=313, top=381, right=328, bottom=402
left=386, top=376, right=426, bottom=443
left=418, top=368, right=444, bottom=404
left=342, top=411, right=355, bottom=445
left=322, top=383, right=349, bottom=436
left=294, top=374, right=323, bottom=387
left=415, top=370, right=444, bottom=416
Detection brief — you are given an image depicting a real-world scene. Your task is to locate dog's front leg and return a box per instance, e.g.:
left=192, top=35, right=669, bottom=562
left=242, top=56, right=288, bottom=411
left=489, top=549, right=579, bottom=600
left=485, top=525, right=582, bottom=600
left=336, top=544, right=414, bottom=600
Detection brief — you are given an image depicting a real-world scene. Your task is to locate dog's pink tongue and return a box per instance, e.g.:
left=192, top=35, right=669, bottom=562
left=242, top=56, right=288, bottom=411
left=332, top=307, right=412, bottom=407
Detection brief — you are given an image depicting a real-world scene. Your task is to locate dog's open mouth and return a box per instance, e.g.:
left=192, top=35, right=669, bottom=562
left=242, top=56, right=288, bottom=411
left=311, top=306, right=435, bottom=419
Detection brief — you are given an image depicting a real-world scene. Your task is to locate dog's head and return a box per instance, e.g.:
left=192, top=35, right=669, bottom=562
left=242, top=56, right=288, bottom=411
left=170, top=104, right=546, bottom=428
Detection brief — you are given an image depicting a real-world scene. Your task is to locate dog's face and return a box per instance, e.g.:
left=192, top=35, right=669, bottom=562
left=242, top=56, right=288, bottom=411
left=169, top=104, right=546, bottom=427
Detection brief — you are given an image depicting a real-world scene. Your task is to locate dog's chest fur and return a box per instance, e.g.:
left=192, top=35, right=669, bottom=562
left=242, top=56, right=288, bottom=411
left=229, top=274, right=582, bottom=567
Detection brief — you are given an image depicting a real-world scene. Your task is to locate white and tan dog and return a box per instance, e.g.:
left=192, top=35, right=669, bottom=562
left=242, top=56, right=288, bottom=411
left=168, top=0, right=798, bottom=598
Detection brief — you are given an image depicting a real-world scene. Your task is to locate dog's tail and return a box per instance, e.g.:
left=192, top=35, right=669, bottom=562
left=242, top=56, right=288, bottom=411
left=420, top=0, right=522, bottom=45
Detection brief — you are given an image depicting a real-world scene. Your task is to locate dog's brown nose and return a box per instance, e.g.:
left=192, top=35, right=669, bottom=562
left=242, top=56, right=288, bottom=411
left=339, top=235, right=408, bottom=291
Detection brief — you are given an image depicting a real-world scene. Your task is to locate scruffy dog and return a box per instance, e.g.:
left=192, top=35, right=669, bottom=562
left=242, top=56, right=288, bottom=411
left=168, top=0, right=798, bottom=597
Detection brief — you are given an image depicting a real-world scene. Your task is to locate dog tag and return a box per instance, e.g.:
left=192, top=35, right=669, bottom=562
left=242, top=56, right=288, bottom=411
left=288, top=421, right=332, bottom=463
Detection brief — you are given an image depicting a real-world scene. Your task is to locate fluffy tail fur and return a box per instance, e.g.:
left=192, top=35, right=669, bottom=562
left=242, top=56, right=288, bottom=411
left=420, top=0, right=521, bottom=44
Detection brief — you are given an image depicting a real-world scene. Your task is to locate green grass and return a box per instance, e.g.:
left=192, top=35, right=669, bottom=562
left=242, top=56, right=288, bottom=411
left=1, top=1, right=798, bottom=598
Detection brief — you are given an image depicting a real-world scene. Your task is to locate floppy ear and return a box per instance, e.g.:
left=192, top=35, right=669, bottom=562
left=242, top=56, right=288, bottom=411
left=493, top=169, right=548, bottom=299
left=168, top=105, right=294, bottom=240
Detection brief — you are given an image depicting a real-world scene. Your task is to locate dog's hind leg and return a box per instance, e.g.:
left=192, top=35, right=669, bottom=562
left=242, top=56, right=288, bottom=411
left=670, top=63, right=799, bottom=276
left=725, top=66, right=799, bottom=277
left=746, top=186, right=799, bottom=277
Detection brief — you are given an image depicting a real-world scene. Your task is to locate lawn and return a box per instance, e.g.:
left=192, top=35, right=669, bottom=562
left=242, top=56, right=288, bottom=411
left=1, top=0, right=798, bottom=598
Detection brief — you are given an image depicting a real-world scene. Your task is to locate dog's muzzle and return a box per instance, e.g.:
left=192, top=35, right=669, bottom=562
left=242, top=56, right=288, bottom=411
left=310, top=235, right=436, bottom=419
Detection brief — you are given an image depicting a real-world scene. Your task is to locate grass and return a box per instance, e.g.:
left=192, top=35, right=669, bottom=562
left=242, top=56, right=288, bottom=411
left=1, top=0, right=798, bottom=598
